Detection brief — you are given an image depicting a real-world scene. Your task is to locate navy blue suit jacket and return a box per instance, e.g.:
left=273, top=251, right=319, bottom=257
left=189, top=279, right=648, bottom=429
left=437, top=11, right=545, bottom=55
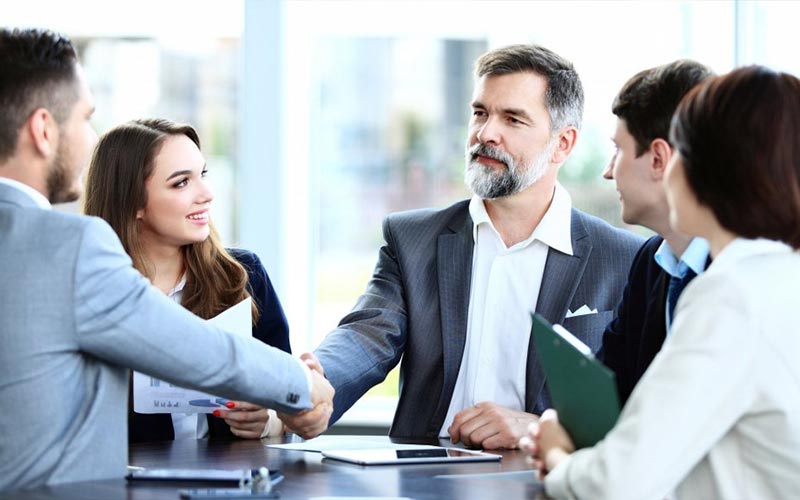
left=599, top=236, right=669, bottom=406
left=129, top=249, right=290, bottom=443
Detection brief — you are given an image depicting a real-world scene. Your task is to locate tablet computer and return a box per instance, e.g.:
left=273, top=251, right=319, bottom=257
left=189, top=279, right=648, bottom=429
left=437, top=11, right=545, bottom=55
left=321, top=446, right=501, bottom=465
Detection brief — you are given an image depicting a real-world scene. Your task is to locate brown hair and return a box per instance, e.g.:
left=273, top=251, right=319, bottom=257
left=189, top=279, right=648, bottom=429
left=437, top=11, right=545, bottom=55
left=670, top=65, right=800, bottom=248
left=85, top=118, right=257, bottom=320
left=0, top=28, right=79, bottom=162
left=475, top=44, right=584, bottom=131
left=613, top=59, right=713, bottom=156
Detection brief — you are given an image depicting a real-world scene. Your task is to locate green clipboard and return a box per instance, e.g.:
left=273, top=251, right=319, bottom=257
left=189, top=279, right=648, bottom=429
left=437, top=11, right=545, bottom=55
left=531, top=313, right=621, bottom=449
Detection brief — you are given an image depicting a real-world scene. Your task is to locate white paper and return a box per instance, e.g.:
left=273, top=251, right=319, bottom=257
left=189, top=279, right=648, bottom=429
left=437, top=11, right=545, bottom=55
left=133, top=297, right=252, bottom=414
left=267, top=435, right=437, bottom=453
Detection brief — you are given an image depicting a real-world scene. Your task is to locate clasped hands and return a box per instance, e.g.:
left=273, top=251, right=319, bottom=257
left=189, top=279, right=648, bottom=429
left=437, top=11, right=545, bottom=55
left=518, top=409, right=575, bottom=479
left=212, top=353, right=335, bottom=440
left=278, top=352, right=335, bottom=439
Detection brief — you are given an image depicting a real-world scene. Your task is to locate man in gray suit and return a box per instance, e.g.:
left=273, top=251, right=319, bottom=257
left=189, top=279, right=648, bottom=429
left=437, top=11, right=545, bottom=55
left=312, top=44, right=642, bottom=449
left=0, top=28, right=333, bottom=493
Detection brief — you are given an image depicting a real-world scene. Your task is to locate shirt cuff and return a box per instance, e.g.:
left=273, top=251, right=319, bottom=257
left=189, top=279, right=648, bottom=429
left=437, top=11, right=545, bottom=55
left=260, top=409, right=284, bottom=438
left=544, top=452, right=578, bottom=500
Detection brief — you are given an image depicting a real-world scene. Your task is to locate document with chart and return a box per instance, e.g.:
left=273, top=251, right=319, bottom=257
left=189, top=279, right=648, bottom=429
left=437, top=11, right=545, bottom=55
left=132, top=298, right=252, bottom=414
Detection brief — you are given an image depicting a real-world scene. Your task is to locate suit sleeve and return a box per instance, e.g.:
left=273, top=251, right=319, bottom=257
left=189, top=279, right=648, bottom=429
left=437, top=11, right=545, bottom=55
left=72, top=218, right=311, bottom=414
left=314, top=216, right=408, bottom=424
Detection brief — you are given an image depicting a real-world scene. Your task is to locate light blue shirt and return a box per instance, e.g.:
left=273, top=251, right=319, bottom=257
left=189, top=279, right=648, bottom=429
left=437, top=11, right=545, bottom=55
left=654, top=237, right=710, bottom=331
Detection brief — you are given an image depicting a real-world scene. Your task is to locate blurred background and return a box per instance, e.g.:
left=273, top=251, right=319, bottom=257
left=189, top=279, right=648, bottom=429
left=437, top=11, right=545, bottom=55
left=7, top=0, right=799, bottom=427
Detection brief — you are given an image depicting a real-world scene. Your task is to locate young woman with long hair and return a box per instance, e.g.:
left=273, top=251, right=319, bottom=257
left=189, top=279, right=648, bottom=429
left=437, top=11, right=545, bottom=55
left=85, top=118, right=291, bottom=441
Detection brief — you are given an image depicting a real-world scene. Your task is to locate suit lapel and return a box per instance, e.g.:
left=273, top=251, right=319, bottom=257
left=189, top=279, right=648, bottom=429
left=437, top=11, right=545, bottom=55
left=430, top=208, right=474, bottom=427
left=525, top=209, right=592, bottom=412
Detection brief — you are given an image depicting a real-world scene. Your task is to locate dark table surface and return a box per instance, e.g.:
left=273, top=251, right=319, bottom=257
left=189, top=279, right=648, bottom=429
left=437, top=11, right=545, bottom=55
left=6, top=436, right=546, bottom=499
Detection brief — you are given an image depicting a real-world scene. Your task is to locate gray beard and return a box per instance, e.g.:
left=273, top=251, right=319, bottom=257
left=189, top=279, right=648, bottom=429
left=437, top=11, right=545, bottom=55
left=464, top=140, right=556, bottom=199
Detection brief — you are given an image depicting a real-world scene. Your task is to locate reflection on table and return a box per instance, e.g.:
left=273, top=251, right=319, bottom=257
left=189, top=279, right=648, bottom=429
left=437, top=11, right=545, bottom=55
left=8, top=435, right=546, bottom=499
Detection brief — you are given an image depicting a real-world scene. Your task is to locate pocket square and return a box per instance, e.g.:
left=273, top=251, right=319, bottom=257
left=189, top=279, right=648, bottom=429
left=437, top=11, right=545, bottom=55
left=565, top=305, right=598, bottom=318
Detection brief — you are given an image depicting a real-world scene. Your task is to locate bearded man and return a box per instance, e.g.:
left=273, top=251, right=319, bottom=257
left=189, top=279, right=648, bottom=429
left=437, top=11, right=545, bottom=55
left=309, top=44, right=643, bottom=449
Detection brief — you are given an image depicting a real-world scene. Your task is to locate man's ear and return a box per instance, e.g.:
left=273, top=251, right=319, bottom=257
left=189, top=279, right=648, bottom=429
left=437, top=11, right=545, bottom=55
left=649, top=138, right=672, bottom=181
left=26, top=108, right=59, bottom=159
left=552, top=126, right=578, bottom=165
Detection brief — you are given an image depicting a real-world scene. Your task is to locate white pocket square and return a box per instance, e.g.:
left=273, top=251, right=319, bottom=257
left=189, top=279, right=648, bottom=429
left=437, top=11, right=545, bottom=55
left=565, top=305, right=598, bottom=318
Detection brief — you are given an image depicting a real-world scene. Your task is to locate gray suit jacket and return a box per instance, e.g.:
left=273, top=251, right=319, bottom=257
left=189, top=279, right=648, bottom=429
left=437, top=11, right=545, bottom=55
left=0, top=183, right=310, bottom=492
left=315, top=199, right=643, bottom=438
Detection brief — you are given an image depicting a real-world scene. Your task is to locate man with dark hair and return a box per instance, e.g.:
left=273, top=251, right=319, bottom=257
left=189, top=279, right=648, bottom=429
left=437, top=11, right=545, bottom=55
left=599, top=59, right=714, bottom=404
left=310, top=44, right=642, bottom=449
left=0, top=28, right=333, bottom=492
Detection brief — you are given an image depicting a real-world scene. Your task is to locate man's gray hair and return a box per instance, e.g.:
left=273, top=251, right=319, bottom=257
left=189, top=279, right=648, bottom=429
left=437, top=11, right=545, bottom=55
left=475, top=44, right=584, bottom=132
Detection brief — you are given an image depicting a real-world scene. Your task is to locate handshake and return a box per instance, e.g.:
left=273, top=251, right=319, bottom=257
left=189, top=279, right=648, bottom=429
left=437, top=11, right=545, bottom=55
left=278, top=353, right=335, bottom=439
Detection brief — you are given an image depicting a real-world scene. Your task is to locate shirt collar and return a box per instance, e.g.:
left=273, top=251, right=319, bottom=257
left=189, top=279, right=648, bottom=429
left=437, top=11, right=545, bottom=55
left=654, top=237, right=710, bottom=278
left=468, top=182, right=573, bottom=255
left=167, top=273, right=188, bottom=298
left=0, top=177, right=51, bottom=209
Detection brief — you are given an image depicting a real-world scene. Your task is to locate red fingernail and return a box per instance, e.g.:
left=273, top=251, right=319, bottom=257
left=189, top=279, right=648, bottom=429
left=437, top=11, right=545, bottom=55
left=225, top=401, right=236, bottom=409
left=213, top=410, right=221, bottom=417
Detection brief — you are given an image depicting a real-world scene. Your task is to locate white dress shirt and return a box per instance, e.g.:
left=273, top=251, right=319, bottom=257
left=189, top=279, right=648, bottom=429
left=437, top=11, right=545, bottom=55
left=440, top=183, right=573, bottom=437
left=546, top=238, right=800, bottom=500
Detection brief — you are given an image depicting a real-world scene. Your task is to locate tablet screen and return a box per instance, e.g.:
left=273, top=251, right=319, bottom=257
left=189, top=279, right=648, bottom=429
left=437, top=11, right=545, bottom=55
left=322, top=447, right=501, bottom=465
left=395, top=449, right=448, bottom=459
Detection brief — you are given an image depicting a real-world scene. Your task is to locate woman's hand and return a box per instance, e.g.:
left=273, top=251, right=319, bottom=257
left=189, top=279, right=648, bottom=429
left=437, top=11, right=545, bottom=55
left=535, top=409, right=575, bottom=477
left=214, top=401, right=282, bottom=439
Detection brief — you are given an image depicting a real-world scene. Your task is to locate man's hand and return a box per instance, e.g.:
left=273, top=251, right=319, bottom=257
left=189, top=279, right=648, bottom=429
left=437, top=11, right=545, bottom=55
left=300, top=352, right=325, bottom=376
left=278, top=358, right=334, bottom=439
left=448, top=402, right=539, bottom=449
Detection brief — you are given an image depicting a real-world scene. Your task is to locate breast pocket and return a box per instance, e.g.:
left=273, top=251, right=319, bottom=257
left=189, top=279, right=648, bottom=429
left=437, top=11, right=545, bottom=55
left=560, top=310, right=615, bottom=353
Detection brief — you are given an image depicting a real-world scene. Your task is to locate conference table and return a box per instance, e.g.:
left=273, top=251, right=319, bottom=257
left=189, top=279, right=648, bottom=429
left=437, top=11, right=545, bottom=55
left=8, top=436, right=546, bottom=499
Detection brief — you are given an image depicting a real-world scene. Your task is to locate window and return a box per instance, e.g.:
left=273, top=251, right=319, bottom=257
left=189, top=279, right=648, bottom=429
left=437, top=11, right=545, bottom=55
left=10, top=0, right=797, bottom=427
left=282, top=0, right=736, bottom=423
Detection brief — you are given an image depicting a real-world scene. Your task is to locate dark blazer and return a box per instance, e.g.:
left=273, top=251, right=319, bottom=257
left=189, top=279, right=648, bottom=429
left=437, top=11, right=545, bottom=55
left=129, top=249, right=291, bottom=443
left=315, top=199, right=643, bottom=438
left=599, top=236, right=711, bottom=406
left=598, top=236, right=668, bottom=406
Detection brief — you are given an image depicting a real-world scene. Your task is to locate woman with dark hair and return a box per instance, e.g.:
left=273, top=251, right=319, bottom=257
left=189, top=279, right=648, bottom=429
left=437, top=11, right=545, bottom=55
left=85, top=119, right=291, bottom=442
left=523, top=66, right=800, bottom=499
